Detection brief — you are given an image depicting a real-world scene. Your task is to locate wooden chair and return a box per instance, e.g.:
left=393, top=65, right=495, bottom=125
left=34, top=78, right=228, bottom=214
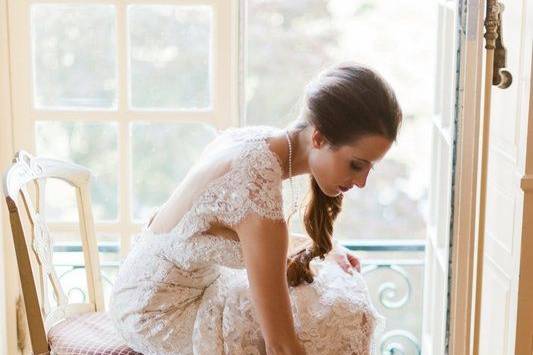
left=2, top=151, right=140, bottom=355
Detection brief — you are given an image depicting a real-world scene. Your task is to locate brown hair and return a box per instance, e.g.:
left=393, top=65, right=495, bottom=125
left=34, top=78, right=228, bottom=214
left=286, top=61, right=403, bottom=287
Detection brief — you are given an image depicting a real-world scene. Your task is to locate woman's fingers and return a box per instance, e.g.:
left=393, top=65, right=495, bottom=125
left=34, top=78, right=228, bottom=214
left=333, top=254, right=354, bottom=275
left=347, top=253, right=361, bottom=273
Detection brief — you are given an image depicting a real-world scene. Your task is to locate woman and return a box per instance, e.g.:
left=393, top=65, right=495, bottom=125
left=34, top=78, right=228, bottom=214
left=108, top=61, right=402, bottom=355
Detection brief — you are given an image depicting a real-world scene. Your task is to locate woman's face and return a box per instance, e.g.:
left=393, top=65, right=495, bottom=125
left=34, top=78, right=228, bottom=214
left=308, top=130, right=393, bottom=197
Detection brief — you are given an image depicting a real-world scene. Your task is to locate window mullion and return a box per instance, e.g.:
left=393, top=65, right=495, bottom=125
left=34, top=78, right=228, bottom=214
left=116, top=2, right=132, bottom=257
left=118, top=120, right=131, bottom=257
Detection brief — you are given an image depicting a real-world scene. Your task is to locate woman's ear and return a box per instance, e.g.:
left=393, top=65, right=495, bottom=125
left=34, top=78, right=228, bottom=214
left=311, top=128, right=326, bottom=148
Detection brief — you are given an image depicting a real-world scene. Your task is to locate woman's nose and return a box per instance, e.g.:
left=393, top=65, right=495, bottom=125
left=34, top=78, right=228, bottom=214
left=355, top=177, right=366, bottom=188
left=353, top=170, right=370, bottom=188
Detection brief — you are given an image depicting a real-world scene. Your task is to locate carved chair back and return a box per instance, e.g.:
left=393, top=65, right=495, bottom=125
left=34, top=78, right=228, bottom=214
left=2, top=151, right=104, bottom=354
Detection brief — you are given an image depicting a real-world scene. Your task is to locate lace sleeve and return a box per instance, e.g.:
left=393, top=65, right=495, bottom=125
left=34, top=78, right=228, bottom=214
left=204, top=140, right=285, bottom=229
left=236, top=142, right=285, bottom=223
left=242, top=156, right=284, bottom=221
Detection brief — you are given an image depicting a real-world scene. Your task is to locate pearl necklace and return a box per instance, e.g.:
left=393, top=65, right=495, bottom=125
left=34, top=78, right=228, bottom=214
left=285, top=130, right=299, bottom=218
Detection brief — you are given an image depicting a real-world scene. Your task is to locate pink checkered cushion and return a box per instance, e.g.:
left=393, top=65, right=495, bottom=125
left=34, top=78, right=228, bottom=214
left=48, top=311, right=142, bottom=355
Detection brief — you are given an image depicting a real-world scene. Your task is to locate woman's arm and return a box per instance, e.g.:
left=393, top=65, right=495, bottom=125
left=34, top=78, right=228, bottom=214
left=235, top=216, right=307, bottom=355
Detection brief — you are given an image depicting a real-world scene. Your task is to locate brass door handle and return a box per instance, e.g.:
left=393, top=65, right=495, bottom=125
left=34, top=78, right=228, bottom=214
left=493, top=2, right=512, bottom=88
left=485, top=1, right=513, bottom=89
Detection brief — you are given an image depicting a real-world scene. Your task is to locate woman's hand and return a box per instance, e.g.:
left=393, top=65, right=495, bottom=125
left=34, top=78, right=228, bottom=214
left=333, top=251, right=361, bottom=275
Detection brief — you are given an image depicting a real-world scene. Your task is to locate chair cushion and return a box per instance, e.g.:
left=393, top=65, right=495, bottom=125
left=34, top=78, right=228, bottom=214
left=48, top=311, right=142, bottom=355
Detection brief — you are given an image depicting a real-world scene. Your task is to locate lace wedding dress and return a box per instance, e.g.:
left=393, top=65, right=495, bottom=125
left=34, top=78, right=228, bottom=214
left=108, top=125, right=385, bottom=355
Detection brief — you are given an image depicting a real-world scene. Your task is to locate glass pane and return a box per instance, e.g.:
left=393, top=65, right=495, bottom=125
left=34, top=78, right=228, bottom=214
left=36, top=122, right=119, bottom=221
left=131, top=122, right=217, bottom=221
left=128, top=5, right=212, bottom=110
left=245, top=0, right=436, bottom=240
left=31, top=4, right=117, bottom=109
left=43, top=178, right=79, bottom=223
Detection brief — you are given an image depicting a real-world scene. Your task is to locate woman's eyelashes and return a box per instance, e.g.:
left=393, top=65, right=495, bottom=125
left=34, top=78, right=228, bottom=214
left=350, top=161, right=375, bottom=172
left=350, top=162, right=362, bottom=171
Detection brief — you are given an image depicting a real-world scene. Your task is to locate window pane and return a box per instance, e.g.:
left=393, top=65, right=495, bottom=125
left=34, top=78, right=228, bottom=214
left=128, top=5, right=212, bottom=110
left=43, top=178, right=79, bottom=223
left=36, top=122, right=119, bottom=221
left=245, top=0, right=435, bottom=240
left=131, top=122, right=217, bottom=220
left=31, top=4, right=117, bottom=109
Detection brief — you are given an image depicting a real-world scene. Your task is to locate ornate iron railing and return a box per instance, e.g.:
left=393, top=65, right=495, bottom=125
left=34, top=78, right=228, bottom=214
left=345, top=240, right=424, bottom=355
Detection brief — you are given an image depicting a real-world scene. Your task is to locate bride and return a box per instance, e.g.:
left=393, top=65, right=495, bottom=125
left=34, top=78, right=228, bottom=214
left=108, top=61, right=402, bottom=355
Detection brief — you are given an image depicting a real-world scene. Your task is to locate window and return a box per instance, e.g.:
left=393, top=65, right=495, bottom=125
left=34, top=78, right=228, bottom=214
left=9, top=0, right=237, bottom=304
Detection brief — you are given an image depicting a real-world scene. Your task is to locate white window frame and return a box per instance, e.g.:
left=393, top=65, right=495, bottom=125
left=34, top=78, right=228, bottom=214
left=7, top=0, right=240, bottom=258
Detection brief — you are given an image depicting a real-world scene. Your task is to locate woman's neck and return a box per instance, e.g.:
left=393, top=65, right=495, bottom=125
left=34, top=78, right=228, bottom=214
left=285, top=124, right=312, bottom=178
left=267, top=123, right=314, bottom=180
